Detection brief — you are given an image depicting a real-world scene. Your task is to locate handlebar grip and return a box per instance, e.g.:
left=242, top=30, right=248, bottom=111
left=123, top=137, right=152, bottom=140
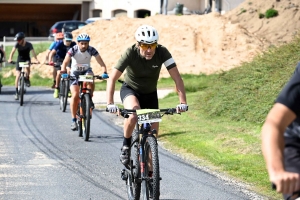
left=272, top=183, right=276, bottom=190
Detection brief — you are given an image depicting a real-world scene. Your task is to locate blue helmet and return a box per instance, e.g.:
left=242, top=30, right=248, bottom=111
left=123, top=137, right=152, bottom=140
left=77, top=33, right=90, bottom=42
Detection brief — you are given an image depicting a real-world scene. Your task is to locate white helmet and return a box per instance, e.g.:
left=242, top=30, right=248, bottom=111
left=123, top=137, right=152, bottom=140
left=135, top=25, right=159, bottom=44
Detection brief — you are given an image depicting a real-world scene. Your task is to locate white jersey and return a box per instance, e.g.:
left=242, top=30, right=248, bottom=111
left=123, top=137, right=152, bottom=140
left=67, top=45, right=99, bottom=73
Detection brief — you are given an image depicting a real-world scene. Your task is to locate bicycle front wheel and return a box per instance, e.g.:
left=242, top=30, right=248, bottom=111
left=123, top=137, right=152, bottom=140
left=60, top=79, right=69, bottom=112
left=19, top=76, right=25, bottom=106
left=77, top=102, right=83, bottom=137
left=142, top=136, right=160, bottom=200
left=82, top=94, right=91, bottom=141
left=127, top=130, right=141, bottom=200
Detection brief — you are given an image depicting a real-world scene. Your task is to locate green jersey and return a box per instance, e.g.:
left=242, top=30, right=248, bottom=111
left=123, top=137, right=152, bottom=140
left=115, top=44, right=176, bottom=94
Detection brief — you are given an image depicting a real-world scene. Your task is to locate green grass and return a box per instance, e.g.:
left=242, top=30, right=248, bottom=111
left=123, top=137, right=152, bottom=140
left=158, top=36, right=300, bottom=199
left=1, top=42, right=53, bottom=85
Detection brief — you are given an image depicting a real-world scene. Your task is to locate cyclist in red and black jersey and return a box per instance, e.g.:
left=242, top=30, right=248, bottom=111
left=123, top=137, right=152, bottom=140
left=7, top=32, right=39, bottom=100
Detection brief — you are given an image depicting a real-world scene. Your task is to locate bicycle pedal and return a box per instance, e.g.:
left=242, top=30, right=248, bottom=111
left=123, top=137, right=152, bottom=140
left=121, top=169, right=128, bottom=181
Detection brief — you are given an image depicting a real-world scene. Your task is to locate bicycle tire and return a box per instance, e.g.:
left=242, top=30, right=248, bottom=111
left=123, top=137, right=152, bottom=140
left=59, top=80, right=64, bottom=110
left=19, top=76, right=25, bottom=106
left=62, top=79, right=69, bottom=112
left=0, top=79, right=2, bottom=94
left=142, top=137, right=160, bottom=200
left=82, top=94, right=91, bottom=141
left=127, top=130, right=141, bottom=200
left=77, top=102, right=83, bottom=137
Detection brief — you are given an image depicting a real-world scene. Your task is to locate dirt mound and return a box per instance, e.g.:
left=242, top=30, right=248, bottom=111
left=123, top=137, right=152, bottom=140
left=27, top=0, right=300, bottom=79
left=225, top=0, right=300, bottom=45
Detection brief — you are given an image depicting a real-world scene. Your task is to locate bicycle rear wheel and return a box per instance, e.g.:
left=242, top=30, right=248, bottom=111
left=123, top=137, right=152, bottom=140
left=19, top=75, right=25, bottom=106
left=82, top=94, right=91, bottom=141
left=142, top=136, right=160, bottom=200
left=126, top=130, right=141, bottom=200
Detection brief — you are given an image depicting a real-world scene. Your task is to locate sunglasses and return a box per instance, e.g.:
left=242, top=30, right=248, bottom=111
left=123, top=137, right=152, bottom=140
left=65, top=40, right=72, bottom=42
left=139, top=43, right=157, bottom=50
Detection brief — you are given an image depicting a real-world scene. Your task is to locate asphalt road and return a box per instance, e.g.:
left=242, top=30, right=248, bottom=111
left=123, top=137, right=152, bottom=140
left=0, top=86, right=264, bottom=200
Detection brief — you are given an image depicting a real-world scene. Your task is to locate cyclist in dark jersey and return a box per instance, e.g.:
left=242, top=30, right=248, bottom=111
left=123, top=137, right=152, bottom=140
left=49, top=32, right=76, bottom=98
left=7, top=32, right=39, bottom=100
left=106, top=25, right=188, bottom=165
left=0, top=44, right=6, bottom=67
left=262, top=62, right=300, bottom=199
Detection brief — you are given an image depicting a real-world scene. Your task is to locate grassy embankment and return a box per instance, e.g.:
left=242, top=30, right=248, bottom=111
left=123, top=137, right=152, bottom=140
left=2, top=37, right=300, bottom=198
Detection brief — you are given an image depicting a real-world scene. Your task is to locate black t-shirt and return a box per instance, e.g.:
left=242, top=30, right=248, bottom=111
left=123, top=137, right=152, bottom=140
left=15, top=41, right=33, bottom=61
left=276, top=62, right=300, bottom=138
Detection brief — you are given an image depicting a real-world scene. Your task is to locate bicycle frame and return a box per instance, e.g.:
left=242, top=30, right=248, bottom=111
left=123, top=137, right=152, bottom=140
left=70, top=74, right=105, bottom=141
left=18, top=61, right=30, bottom=106
left=119, top=108, right=177, bottom=200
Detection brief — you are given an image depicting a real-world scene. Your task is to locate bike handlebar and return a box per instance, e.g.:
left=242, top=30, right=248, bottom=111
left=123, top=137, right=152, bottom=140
left=116, top=108, right=178, bottom=118
left=8, top=61, right=39, bottom=65
left=68, top=75, right=107, bottom=80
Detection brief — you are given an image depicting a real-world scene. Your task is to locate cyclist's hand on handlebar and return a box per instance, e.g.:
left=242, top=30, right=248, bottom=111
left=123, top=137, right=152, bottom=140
left=49, top=61, right=54, bottom=66
left=271, top=171, right=300, bottom=194
left=61, top=73, right=69, bottom=78
left=176, top=103, right=188, bottom=113
left=106, top=104, right=118, bottom=113
left=101, top=72, right=109, bottom=79
left=60, top=70, right=67, bottom=74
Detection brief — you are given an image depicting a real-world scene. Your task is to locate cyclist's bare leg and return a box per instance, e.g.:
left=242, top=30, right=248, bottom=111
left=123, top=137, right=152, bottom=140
left=55, top=70, right=61, bottom=88
left=123, top=95, right=140, bottom=139
left=86, top=72, right=94, bottom=96
left=70, top=85, right=80, bottom=119
left=26, top=66, right=31, bottom=79
left=53, top=67, right=57, bottom=81
left=15, top=70, right=21, bottom=88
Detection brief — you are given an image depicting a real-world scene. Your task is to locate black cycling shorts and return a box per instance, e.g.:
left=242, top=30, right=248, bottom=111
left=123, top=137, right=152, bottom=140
left=16, top=60, right=30, bottom=71
left=283, top=137, right=300, bottom=199
left=120, top=82, right=158, bottom=109
left=54, top=60, right=71, bottom=70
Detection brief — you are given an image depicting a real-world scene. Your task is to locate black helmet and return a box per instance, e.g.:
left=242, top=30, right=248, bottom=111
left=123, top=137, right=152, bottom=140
left=14, top=32, right=25, bottom=41
left=64, top=32, right=73, bottom=40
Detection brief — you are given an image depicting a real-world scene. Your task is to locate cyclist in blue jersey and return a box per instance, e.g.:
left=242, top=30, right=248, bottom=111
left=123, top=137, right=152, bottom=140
left=8, top=32, right=40, bottom=100
left=43, top=32, right=64, bottom=88
left=49, top=32, right=76, bottom=98
left=60, top=33, right=108, bottom=131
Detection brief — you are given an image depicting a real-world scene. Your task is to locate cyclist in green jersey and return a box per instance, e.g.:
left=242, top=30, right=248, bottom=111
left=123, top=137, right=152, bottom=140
left=106, top=25, right=188, bottom=165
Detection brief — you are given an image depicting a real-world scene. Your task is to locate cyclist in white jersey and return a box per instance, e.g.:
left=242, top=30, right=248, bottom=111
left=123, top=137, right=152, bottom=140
left=60, top=33, right=108, bottom=130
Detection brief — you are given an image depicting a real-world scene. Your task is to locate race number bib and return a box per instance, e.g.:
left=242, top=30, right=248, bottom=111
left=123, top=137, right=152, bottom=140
left=136, top=109, right=162, bottom=124
left=19, top=62, right=29, bottom=68
left=76, top=64, right=89, bottom=71
left=78, top=75, right=93, bottom=82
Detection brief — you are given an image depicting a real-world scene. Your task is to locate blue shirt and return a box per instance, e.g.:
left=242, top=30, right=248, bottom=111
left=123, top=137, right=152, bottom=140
left=53, top=41, right=76, bottom=61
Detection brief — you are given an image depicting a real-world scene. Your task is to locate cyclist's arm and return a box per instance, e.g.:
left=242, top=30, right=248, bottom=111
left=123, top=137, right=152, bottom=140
left=106, top=68, right=122, bottom=104
left=168, top=66, right=187, bottom=104
left=261, top=103, right=300, bottom=193
left=30, top=49, right=39, bottom=63
left=8, top=47, right=16, bottom=63
left=48, top=49, right=56, bottom=64
left=61, top=55, right=71, bottom=72
left=94, top=54, right=107, bottom=73
left=44, top=49, right=51, bottom=64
